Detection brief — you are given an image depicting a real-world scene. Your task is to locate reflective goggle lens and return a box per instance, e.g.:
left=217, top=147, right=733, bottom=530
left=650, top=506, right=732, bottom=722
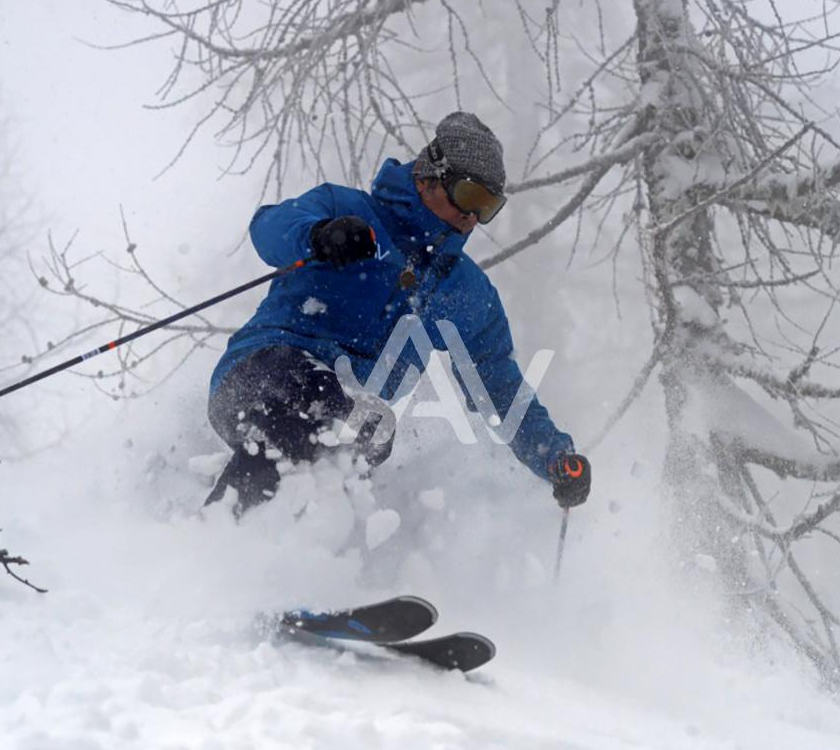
left=447, top=178, right=506, bottom=224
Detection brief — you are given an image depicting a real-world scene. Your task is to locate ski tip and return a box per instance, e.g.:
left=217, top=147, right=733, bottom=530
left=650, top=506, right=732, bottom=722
left=448, top=632, right=497, bottom=660
left=385, top=631, right=497, bottom=672
left=394, top=595, right=439, bottom=624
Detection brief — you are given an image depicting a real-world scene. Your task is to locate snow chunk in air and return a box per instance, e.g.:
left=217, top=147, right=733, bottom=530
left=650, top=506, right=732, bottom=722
left=365, top=509, right=401, bottom=550
left=301, top=297, right=328, bottom=315
left=187, top=451, right=229, bottom=477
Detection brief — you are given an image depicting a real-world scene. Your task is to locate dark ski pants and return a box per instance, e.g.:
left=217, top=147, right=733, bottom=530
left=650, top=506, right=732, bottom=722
left=205, top=345, right=394, bottom=516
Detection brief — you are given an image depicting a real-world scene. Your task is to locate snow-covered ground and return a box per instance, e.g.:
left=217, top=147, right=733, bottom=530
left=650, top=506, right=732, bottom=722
left=3, top=378, right=840, bottom=750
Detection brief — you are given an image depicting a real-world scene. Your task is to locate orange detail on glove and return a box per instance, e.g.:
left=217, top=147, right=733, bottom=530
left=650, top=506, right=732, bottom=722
left=563, top=457, right=584, bottom=478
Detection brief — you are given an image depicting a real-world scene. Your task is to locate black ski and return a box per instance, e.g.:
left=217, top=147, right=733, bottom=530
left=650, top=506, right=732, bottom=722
left=275, top=595, right=438, bottom=643
left=264, top=596, right=496, bottom=672
left=385, top=632, right=495, bottom=672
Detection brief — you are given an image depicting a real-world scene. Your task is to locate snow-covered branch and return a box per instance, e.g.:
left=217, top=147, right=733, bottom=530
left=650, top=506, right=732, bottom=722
left=705, top=480, right=840, bottom=549
left=655, top=124, right=813, bottom=238
left=723, top=158, right=840, bottom=206
left=691, top=152, right=840, bottom=237
left=106, top=0, right=431, bottom=62
left=507, top=132, right=660, bottom=195
left=481, top=116, right=646, bottom=269
left=716, top=355, right=840, bottom=402
left=480, top=163, right=612, bottom=270
left=730, top=199, right=840, bottom=239
left=728, top=440, right=840, bottom=482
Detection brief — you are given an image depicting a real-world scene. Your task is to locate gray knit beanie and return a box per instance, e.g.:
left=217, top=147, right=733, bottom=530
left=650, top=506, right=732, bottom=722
left=413, top=112, right=505, bottom=194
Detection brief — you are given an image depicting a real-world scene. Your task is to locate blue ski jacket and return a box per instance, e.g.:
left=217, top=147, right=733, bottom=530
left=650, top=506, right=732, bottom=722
left=210, top=159, right=574, bottom=480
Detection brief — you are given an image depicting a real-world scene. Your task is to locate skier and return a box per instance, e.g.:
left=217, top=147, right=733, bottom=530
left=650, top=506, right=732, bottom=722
left=205, top=111, right=591, bottom=517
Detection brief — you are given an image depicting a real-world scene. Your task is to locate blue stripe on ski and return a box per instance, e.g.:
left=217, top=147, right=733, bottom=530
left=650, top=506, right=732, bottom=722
left=293, top=614, right=371, bottom=635
left=295, top=611, right=330, bottom=622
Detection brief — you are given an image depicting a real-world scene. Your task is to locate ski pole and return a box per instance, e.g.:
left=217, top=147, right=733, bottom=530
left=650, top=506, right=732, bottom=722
left=551, top=454, right=588, bottom=582
left=553, top=507, right=571, bottom=583
left=0, top=258, right=310, bottom=400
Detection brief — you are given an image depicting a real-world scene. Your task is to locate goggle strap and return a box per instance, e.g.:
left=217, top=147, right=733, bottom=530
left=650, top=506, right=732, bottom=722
left=426, top=138, right=452, bottom=180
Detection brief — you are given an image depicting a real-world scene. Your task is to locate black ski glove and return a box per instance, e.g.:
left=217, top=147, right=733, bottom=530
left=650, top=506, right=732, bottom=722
left=310, top=216, right=377, bottom=268
left=549, top=453, right=591, bottom=508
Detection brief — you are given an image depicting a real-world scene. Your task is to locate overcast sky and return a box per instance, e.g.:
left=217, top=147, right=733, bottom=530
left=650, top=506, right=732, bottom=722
left=0, top=1, right=260, bottom=263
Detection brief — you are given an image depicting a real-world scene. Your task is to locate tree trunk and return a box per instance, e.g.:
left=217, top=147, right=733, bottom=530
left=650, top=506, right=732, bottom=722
left=634, top=0, right=747, bottom=585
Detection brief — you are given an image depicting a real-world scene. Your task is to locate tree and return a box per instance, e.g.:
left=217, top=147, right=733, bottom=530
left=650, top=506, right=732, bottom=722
left=0, top=112, right=58, bottom=459
left=32, top=212, right=235, bottom=400
left=94, top=0, right=840, bottom=685
left=0, top=114, right=48, bottom=594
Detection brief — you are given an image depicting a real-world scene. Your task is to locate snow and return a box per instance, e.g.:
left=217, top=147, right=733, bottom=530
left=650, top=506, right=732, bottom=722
left=417, top=487, right=446, bottom=511
left=3, top=390, right=840, bottom=750
left=316, top=429, right=341, bottom=447
left=684, top=367, right=838, bottom=473
left=365, top=509, right=402, bottom=549
left=187, top=452, right=230, bottom=478
left=694, top=554, right=719, bottom=573
left=302, top=297, right=328, bottom=315
left=674, top=287, right=719, bottom=327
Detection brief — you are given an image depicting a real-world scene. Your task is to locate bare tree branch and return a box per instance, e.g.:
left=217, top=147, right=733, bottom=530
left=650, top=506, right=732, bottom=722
left=0, top=533, right=47, bottom=594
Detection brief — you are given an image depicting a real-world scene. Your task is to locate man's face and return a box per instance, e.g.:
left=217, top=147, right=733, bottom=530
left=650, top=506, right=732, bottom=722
left=416, top=179, right=479, bottom=235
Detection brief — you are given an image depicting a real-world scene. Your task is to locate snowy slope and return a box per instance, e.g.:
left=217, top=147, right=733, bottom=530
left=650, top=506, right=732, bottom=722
left=3, top=375, right=840, bottom=750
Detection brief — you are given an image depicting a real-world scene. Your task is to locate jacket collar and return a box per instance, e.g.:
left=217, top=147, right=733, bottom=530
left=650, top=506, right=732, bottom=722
left=371, top=159, right=468, bottom=263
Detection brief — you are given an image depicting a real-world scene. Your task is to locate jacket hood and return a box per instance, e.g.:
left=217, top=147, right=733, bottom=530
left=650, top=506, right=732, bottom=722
left=370, top=158, right=467, bottom=261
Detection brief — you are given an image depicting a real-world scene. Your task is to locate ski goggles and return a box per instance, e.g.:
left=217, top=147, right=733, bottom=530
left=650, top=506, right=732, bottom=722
left=424, top=139, right=506, bottom=224
left=442, top=174, right=507, bottom=224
